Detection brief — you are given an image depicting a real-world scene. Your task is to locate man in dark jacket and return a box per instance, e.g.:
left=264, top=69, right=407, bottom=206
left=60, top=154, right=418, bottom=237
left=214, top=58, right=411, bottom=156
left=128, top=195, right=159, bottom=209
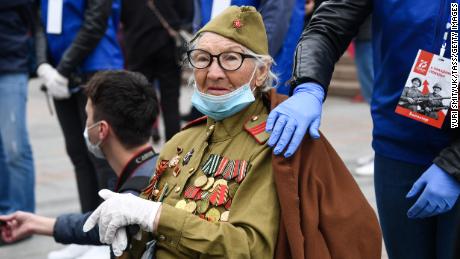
left=266, top=0, right=460, bottom=258
left=121, top=0, right=193, bottom=141
left=0, top=0, right=36, bottom=221
left=0, top=71, right=159, bottom=258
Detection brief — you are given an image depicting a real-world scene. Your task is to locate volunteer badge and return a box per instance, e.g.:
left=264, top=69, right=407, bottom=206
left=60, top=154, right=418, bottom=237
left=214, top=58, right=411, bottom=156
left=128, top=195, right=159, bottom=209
left=395, top=50, right=452, bottom=128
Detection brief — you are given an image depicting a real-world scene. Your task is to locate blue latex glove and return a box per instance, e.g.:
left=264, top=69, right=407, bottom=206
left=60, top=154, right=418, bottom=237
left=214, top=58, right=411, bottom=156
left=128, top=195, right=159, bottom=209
left=406, top=164, right=460, bottom=219
left=266, top=82, right=324, bottom=157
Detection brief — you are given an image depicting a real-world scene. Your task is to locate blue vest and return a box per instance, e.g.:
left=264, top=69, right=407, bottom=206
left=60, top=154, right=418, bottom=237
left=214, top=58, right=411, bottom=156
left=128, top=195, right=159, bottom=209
left=273, top=0, right=304, bottom=94
left=198, top=0, right=304, bottom=94
left=371, top=0, right=452, bottom=164
left=41, top=0, right=123, bottom=73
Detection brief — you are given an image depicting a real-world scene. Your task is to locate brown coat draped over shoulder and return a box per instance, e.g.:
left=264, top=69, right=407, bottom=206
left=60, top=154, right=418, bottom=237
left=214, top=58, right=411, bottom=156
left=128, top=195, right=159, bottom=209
left=269, top=90, right=382, bottom=259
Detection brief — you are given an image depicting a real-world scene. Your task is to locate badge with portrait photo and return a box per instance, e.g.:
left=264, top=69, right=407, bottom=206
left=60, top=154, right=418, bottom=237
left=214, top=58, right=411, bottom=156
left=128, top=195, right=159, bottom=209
left=395, top=50, right=452, bottom=128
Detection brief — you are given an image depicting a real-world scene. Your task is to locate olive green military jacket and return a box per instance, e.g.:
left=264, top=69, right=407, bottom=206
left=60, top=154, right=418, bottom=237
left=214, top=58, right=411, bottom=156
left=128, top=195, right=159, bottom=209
left=124, top=97, right=279, bottom=258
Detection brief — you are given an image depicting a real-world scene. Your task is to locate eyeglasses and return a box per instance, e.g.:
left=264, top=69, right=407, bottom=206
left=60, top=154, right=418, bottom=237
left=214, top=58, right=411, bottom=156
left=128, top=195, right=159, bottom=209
left=187, top=49, right=256, bottom=71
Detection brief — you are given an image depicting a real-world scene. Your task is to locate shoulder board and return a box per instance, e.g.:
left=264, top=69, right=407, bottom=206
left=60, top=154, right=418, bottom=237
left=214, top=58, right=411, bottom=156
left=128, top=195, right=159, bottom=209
left=244, top=114, right=270, bottom=145
left=181, top=116, right=208, bottom=131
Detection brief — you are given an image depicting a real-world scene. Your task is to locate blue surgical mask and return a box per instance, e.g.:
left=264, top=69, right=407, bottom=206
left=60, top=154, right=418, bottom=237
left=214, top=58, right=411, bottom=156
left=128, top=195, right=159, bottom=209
left=191, top=69, right=257, bottom=121
left=83, top=122, right=105, bottom=159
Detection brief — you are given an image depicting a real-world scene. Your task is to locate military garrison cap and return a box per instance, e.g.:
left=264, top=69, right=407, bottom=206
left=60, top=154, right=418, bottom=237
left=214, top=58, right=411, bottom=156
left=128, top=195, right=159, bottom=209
left=193, top=6, right=269, bottom=55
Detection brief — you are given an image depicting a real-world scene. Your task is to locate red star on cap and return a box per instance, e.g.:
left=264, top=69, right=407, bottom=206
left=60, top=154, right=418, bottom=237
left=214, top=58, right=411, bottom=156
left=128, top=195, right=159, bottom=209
left=233, top=19, right=243, bottom=29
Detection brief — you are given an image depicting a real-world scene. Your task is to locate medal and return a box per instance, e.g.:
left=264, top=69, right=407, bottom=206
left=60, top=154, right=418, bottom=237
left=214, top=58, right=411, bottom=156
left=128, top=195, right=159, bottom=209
left=236, top=160, right=249, bottom=183
left=194, top=175, right=208, bottom=188
left=143, top=159, right=169, bottom=199
left=201, top=177, right=215, bottom=191
left=209, top=184, right=229, bottom=206
left=173, top=165, right=181, bottom=177
left=196, top=199, right=209, bottom=214
left=222, top=160, right=235, bottom=180
left=214, top=157, right=229, bottom=177
left=202, top=154, right=221, bottom=176
left=201, top=191, right=210, bottom=200
left=168, top=147, right=183, bottom=168
left=184, top=201, right=197, bottom=213
left=228, top=182, right=239, bottom=198
left=220, top=211, right=230, bottom=222
left=157, top=182, right=169, bottom=202
left=205, top=208, right=221, bottom=222
left=182, top=149, right=194, bottom=166
left=184, top=185, right=201, bottom=199
left=212, top=179, right=228, bottom=190
left=193, top=189, right=203, bottom=200
left=224, top=198, right=232, bottom=210
left=175, top=200, right=187, bottom=210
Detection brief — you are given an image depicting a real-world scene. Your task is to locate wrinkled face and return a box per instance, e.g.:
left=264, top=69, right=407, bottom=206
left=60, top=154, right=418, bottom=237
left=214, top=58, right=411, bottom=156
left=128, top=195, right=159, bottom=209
left=193, top=33, right=267, bottom=96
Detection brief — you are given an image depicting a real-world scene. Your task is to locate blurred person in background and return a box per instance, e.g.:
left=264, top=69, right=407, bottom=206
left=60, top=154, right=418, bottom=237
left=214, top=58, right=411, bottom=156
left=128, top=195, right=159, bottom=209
left=35, top=0, right=123, bottom=257
left=0, top=0, right=36, bottom=235
left=0, top=70, right=160, bottom=259
left=120, top=0, right=193, bottom=142
left=182, top=0, right=305, bottom=121
left=353, top=15, right=375, bottom=176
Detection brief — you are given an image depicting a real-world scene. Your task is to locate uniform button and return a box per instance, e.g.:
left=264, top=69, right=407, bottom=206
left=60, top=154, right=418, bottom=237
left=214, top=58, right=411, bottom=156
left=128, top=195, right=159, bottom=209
left=189, top=167, right=195, bottom=174
left=209, top=125, right=215, bottom=131
left=158, top=235, right=166, bottom=241
left=251, top=115, right=259, bottom=121
left=175, top=186, right=181, bottom=193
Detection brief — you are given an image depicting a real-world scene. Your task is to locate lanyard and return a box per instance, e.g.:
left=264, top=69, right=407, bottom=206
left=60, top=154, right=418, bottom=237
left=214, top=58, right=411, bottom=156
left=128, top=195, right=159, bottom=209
left=440, top=22, right=451, bottom=57
left=115, top=147, right=156, bottom=191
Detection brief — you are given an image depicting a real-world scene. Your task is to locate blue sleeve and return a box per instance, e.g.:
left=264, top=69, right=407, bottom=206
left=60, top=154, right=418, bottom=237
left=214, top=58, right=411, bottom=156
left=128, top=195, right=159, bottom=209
left=258, top=0, right=295, bottom=56
left=192, top=0, right=202, bottom=32
left=53, top=212, right=103, bottom=245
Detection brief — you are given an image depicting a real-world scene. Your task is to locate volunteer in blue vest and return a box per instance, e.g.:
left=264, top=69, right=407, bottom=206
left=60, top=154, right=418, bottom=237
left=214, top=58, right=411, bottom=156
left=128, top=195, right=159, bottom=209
left=182, top=0, right=305, bottom=121
left=266, top=0, right=460, bottom=258
left=35, top=0, right=122, bottom=257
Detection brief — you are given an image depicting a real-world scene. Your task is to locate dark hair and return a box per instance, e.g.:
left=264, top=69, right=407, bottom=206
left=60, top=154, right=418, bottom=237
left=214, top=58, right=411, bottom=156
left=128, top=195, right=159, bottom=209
left=85, top=70, right=159, bottom=149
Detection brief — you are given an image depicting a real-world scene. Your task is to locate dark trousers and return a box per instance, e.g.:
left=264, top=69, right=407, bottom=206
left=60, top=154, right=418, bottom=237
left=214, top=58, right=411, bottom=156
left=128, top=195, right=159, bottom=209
left=54, top=90, right=116, bottom=213
left=374, top=154, right=460, bottom=259
left=133, top=43, right=181, bottom=141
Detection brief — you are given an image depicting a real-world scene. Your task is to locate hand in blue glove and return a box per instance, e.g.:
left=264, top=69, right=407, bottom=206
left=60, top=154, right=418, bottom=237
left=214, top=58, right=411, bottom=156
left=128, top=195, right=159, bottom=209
left=266, top=82, right=324, bottom=158
left=406, top=164, right=460, bottom=219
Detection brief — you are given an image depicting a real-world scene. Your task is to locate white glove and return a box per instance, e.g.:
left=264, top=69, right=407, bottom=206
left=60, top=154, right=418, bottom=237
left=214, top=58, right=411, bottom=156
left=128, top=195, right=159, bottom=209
left=37, top=63, right=70, bottom=99
left=83, top=189, right=161, bottom=250
left=111, top=228, right=128, bottom=256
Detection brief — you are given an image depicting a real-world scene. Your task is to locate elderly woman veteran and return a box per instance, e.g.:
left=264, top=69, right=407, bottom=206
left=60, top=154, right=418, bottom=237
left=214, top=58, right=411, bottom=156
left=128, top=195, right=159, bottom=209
left=83, top=6, right=381, bottom=259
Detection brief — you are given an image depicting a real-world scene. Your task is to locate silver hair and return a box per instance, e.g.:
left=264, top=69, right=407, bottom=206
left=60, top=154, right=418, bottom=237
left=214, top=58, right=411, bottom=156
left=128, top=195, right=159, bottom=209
left=185, top=32, right=278, bottom=93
